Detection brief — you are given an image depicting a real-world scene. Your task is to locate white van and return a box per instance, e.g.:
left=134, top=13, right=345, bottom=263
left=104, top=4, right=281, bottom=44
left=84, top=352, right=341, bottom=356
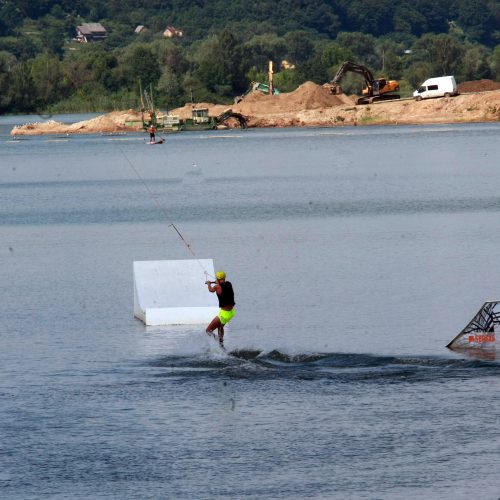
left=413, top=76, right=458, bottom=101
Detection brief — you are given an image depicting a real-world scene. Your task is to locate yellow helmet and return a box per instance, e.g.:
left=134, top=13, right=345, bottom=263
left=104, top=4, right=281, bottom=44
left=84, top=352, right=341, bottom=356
left=216, top=271, right=226, bottom=280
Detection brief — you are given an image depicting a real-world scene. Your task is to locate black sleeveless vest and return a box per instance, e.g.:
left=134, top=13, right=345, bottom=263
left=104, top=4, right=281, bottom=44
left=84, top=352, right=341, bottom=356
left=218, top=281, right=235, bottom=308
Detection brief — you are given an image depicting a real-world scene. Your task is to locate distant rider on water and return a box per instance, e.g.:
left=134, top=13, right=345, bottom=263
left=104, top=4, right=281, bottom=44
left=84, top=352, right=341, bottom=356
left=205, top=270, right=235, bottom=347
left=148, top=123, right=156, bottom=143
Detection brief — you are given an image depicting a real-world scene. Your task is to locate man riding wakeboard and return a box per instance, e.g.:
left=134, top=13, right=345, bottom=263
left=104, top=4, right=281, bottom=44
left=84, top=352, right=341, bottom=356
left=205, top=270, right=235, bottom=347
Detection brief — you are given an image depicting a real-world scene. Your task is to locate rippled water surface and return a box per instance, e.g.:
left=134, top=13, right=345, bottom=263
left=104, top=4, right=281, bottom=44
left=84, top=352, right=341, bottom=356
left=1, top=118, right=500, bottom=499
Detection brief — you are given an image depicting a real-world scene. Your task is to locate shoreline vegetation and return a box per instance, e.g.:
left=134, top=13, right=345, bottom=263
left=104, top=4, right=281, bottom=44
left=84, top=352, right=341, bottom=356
left=10, top=82, right=500, bottom=136
left=2, top=1, right=500, bottom=123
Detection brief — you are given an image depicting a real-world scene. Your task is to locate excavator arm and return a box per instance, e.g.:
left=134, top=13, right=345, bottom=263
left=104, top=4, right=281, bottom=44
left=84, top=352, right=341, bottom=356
left=325, top=61, right=400, bottom=104
left=330, top=61, right=374, bottom=91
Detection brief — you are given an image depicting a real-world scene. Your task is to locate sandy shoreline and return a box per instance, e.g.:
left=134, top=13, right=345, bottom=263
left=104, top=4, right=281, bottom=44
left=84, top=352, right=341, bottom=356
left=9, top=82, right=500, bottom=136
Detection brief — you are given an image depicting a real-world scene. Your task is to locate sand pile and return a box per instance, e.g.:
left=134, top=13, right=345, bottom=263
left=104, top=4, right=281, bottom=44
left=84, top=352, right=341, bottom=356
left=108, top=109, right=142, bottom=123
left=169, top=82, right=354, bottom=119
left=11, top=109, right=142, bottom=136
left=233, top=81, right=348, bottom=116
left=169, top=102, right=229, bottom=119
left=13, top=119, right=67, bottom=134
left=281, top=81, right=348, bottom=108
left=168, top=82, right=348, bottom=118
left=458, top=79, right=500, bottom=93
left=69, top=114, right=124, bottom=133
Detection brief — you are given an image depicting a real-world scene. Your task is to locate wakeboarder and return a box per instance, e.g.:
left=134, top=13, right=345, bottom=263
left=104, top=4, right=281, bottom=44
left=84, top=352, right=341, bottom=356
left=205, top=271, right=235, bottom=347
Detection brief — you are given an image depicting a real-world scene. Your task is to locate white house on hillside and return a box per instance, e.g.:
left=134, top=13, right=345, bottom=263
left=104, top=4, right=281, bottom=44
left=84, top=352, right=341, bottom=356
left=163, top=25, right=183, bottom=38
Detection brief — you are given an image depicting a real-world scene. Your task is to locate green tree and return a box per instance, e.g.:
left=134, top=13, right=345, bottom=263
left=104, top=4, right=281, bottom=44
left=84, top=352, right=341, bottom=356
left=393, top=6, right=428, bottom=37
left=398, top=0, right=449, bottom=35
left=273, top=67, right=299, bottom=93
left=403, top=61, right=433, bottom=89
left=412, top=33, right=465, bottom=76
left=344, top=0, right=394, bottom=36
left=93, top=50, right=119, bottom=90
left=375, top=38, right=406, bottom=79
left=156, top=67, right=181, bottom=108
left=8, top=60, right=36, bottom=111
left=0, top=0, right=23, bottom=36
left=151, top=39, right=188, bottom=74
left=284, top=31, right=314, bottom=65
left=335, top=32, right=379, bottom=69
left=31, top=52, right=67, bottom=107
left=0, top=50, right=16, bottom=111
left=63, top=45, right=119, bottom=92
left=181, top=74, right=219, bottom=104
left=63, top=49, right=97, bottom=91
left=193, top=36, right=225, bottom=93
left=0, top=35, right=38, bottom=59
left=102, top=20, right=133, bottom=49
left=0, top=49, right=16, bottom=70
left=244, top=33, right=287, bottom=72
left=291, top=40, right=348, bottom=84
left=298, top=41, right=354, bottom=84
left=460, top=45, right=492, bottom=81
left=195, top=29, right=248, bottom=97
left=491, top=45, right=500, bottom=81
left=119, top=44, right=161, bottom=90
left=39, top=15, right=69, bottom=56
left=320, top=42, right=353, bottom=69
left=218, top=28, right=249, bottom=93
left=454, top=0, right=496, bottom=44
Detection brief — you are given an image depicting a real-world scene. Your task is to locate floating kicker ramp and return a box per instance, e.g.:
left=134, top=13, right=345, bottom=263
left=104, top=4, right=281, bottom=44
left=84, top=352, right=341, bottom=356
left=447, top=301, right=499, bottom=350
left=133, top=259, right=219, bottom=326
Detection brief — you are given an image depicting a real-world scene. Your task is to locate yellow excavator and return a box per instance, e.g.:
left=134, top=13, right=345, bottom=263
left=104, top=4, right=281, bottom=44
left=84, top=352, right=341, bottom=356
left=325, top=61, right=400, bottom=105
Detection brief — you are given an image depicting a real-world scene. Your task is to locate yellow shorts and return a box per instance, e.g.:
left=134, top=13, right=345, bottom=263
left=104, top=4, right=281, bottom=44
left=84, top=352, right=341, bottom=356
left=218, top=308, right=235, bottom=325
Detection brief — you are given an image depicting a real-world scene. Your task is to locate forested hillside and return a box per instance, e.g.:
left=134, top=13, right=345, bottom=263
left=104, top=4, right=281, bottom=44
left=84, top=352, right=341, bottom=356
left=0, top=0, right=499, bottom=113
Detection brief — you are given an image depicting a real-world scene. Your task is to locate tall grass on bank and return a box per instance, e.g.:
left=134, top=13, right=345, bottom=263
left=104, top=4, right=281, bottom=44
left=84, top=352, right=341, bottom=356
left=44, top=91, right=140, bottom=114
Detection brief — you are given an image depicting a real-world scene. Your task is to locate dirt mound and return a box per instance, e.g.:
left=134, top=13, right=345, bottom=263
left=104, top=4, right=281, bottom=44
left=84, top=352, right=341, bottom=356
left=234, top=81, right=346, bottom=116
left=12, top=119, right=66, bottom=135
left=69, top=114, right=124, bottom=133
left=458, top=79, right=500, bottom=93
left=107, top=109, right=142, bottom=122
left=284, top=81, right=346, bottom=108
left=168, top=82, right=354, bottom=121
left=10, top=110, right=144, bottom=135
left=169, top=102, right=229, bottom=119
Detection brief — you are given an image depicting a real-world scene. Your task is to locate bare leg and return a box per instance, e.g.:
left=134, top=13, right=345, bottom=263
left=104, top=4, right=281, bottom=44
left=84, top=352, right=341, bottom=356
left=206, top=316, right=221, bottom=334
left=218, top=324, right=225, bottom=345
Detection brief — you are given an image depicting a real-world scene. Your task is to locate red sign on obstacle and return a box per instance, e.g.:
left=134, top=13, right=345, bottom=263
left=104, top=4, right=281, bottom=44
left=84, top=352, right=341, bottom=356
left=468, top=334, right=496, bottom=344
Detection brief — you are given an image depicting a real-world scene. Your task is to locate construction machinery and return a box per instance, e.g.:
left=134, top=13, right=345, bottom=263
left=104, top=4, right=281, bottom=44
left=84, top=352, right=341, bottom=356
left=234, top=81, right=280, bottom=104
left=145, top=108, right=246, bottom=132
left=180, top=107, right=247, bottom=130
left=325, top=61, right=400, bottom=105
left=235, top=61, right=280, bottom=103
left=138, top=77, right=247, bottom=131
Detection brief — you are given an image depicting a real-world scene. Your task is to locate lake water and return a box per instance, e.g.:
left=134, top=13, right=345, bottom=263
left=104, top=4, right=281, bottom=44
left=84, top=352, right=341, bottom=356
left=1, top=116, right=500, bottom=499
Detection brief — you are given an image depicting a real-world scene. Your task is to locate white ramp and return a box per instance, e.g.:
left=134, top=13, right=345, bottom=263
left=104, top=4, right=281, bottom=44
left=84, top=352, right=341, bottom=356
left=134, top=259, right=219, bottom=325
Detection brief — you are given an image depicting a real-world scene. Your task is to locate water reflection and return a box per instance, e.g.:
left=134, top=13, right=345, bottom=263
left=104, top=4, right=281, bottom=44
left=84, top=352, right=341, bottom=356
left=448, top=346, right=499, bottom=361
